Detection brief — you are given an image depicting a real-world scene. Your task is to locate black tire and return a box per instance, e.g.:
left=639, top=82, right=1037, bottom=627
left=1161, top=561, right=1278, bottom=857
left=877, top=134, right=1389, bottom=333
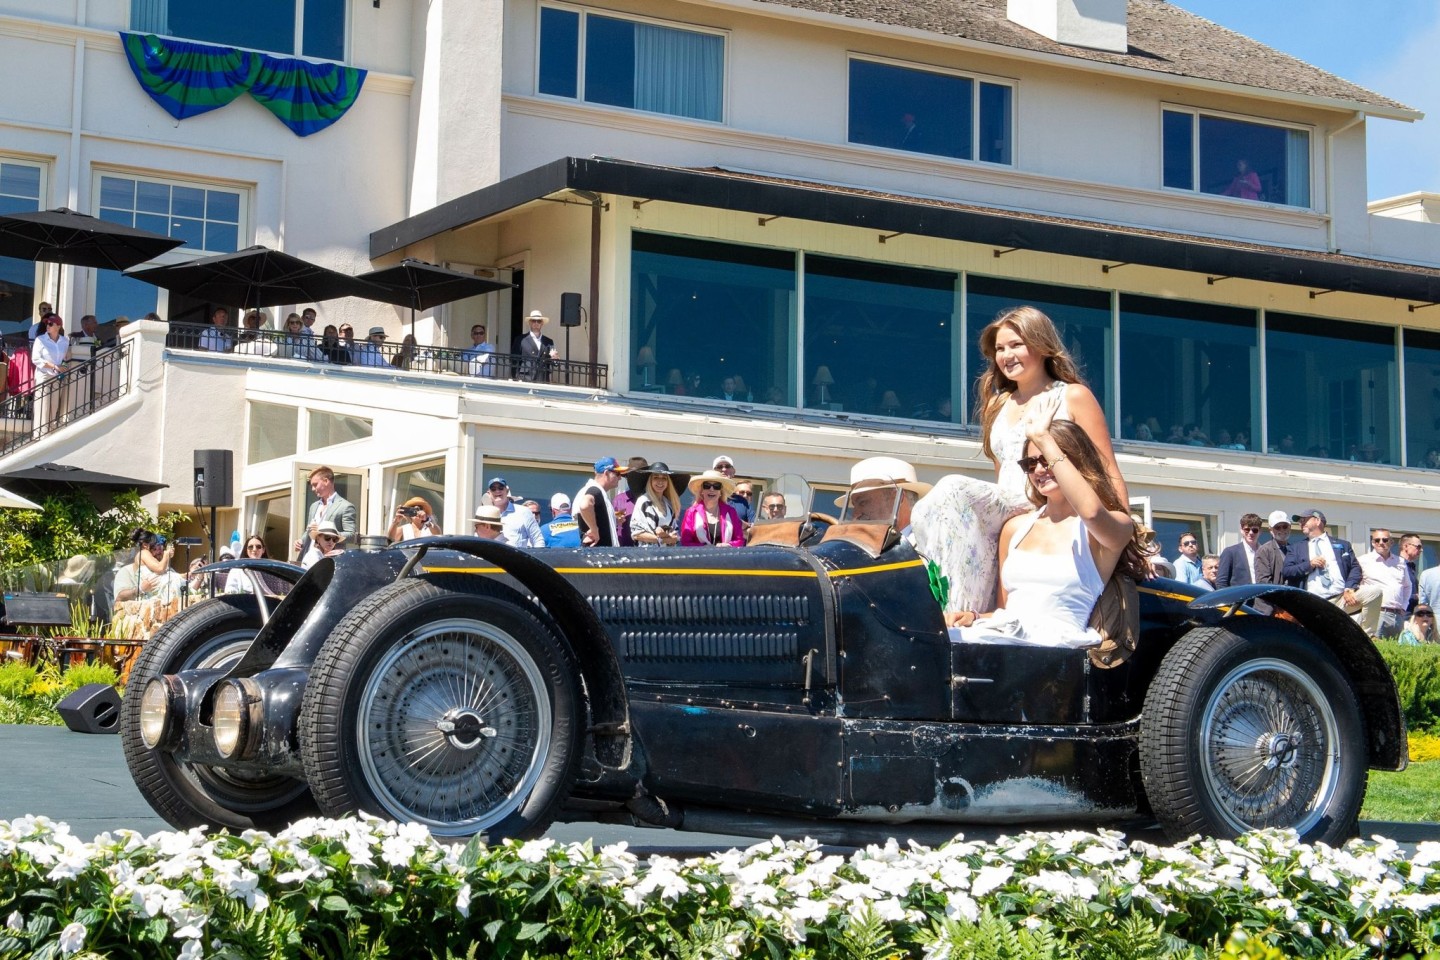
left=1140, top=622, right=1367, bottom=844
left=120, top=596, right=318, bottom=831
left=298, top=577, right=583, bottom=839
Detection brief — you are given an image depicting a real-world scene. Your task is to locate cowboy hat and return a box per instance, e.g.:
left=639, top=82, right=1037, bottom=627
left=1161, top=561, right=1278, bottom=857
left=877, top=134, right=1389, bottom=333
left=626, top=461, right=692, bottom=497
left=57, top=554, right=94, bottom=584
left=834, top=456, right=933, bottom=507
left=686, top=469, right=736, bottom=498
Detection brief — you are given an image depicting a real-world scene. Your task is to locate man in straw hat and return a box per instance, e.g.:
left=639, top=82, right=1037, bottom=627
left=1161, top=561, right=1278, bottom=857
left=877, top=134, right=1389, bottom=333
left=472, top=504, right=505, bottom=540
left=836, top=456, right=932, bottom=539
left=513, top=309, right=556, bottom=381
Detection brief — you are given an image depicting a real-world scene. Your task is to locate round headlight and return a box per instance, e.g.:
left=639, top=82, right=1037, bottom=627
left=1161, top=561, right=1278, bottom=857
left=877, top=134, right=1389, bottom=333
left=212, top=681, right=249, bottom=759
left=138, top=678, right=172, bottom=749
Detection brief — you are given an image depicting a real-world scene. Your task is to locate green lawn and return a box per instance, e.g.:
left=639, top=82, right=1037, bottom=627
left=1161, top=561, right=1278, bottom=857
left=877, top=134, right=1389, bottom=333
left=1362, top=760, right=1440, bottom=822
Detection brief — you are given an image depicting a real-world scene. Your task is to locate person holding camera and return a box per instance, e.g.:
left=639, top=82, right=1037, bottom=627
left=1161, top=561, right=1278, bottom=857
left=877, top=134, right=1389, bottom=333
left=388, top=496, right=440, bottom=542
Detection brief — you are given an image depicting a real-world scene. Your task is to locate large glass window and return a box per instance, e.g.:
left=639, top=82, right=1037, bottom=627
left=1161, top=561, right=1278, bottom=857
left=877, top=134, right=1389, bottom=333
left=1120, top=296, right=1258, bottom=451
left=1162, top=108, right=1311, bottom=208
left=967, top=278, right=1113, bottom=430
left=131, top=0, right=345, bottom=60
left=247, top=402, right=298, bottom=464
left=803, top=257, right=955, bottom=418
left=1152, top=513, right=1213, bottom=557
left=848, top=58, right=1013, bottom=164
left=308, top=410, right=372, bottom=450
left=631, top=232, right=796, bottom=406
left=0, top=159, right=43, bottom=333
left=98, top=174, right=242, bottom=254
left=1267, top=313, right=1397, bottom=464
left=1404, top=330, right=1440, bottom=469
left=539, top=6, right=724, bottom=122
left=481, top=460, right=594, bottom=526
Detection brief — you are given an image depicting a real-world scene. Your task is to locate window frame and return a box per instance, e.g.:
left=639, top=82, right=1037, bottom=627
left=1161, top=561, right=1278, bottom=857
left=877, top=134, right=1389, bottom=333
left=846, top=53, right=1017, bottom=166
left=92, top=167, right=250, bottom=257
left=1160, top=103, right=1315, bottom=209
left=0, top=155, right=48, bottom=326
left=535, top=2, right=730, bottom=124
left=130, top=0, right=350, bottom=62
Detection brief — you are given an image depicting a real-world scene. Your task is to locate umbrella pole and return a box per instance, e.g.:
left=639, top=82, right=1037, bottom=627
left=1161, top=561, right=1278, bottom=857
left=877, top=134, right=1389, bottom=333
left=53, top=264, right=62, bottom=318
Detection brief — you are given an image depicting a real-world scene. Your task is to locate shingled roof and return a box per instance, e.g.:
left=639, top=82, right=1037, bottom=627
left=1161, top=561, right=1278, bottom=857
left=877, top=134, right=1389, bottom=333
left=746, top=0, right=1413, bottom=115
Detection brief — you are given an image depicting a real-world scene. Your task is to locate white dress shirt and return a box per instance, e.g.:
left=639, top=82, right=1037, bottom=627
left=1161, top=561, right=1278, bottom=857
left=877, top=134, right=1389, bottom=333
left=1359, top=550, right=1411, bottom=610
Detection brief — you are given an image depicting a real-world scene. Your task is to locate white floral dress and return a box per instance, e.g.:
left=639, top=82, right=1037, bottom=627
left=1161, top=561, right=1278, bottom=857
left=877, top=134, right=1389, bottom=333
left=910, top=383, right=1069, bottom=613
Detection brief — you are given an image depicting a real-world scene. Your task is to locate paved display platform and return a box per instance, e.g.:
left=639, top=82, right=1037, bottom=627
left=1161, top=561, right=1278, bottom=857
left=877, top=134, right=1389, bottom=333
left=1, top=724, right=1434, bottom=849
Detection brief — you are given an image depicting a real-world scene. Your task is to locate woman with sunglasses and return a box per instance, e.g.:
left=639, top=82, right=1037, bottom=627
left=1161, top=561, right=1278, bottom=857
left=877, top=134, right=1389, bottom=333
left=680, top=470, right=745, bottom=547
left=1398, top=605, right=1437, bottom=645
left=320, top=324, right=351, bottom=365
left=912, top=305, right=1128, bottom=618
left=30, top=313, right=70, bottom=429
left=221, top=535, right=292, bottom=597
left=948, top=411, right=1149, bottom=648
left=629, top=463, right=686, bottom=546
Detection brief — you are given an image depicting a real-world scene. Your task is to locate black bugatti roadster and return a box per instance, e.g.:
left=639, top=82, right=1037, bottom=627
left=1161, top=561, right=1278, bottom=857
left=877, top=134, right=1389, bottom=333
left=120, top=489, right=1406, bottom=846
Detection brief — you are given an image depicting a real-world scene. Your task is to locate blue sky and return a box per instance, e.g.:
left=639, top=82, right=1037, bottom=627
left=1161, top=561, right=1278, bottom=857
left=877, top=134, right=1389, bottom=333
left=1173, top=1, right=1440, bottom=200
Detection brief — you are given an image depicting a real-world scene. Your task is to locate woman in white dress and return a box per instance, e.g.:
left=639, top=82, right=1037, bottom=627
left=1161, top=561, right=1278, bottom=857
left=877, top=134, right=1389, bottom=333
left=910, top=305, right=1126, bottom=615
left=950, top=416, right=1149, bottom=647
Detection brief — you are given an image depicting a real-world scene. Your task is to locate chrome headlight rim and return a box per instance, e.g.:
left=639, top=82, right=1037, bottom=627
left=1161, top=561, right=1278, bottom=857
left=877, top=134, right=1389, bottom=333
left=212, top=678, right=262, bottom=760
left=138, top=676, right=182, bottom=750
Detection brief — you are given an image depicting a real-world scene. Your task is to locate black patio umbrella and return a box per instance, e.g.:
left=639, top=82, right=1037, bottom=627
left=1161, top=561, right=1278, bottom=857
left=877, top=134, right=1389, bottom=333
left=355, top=259, right=513, bottom=311
left=1, top=462, right=166, bottom=512
left=126, top=245, right=379, bottom=309
left=355, top=259, right=514, bottom=333
left=0, top=207, right=185, bottom=310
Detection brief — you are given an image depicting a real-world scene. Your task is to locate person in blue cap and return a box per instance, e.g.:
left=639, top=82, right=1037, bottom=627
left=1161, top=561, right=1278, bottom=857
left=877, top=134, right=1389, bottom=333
left=573, top=456, right=628, bottom=546
left=483, top=477, right=544, bottom=547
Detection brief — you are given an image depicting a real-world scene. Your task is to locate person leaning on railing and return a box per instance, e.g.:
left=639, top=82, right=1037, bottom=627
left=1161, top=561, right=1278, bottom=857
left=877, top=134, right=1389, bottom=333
left=30, top=314, right=70, bottom=431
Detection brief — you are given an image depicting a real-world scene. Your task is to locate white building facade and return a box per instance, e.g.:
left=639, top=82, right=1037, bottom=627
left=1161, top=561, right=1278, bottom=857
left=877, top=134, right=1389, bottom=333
left=3, top=0, right=1440, bottom=572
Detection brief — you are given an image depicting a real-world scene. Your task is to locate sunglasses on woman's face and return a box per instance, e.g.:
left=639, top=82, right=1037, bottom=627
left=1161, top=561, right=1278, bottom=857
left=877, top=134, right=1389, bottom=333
left=317, top=534, right=339, bottom=543
left=246, top=542, right=264, bottom=551
left=701, top=482, right=723, bottom=491
left=1017, top=455, right=1055, bottom=474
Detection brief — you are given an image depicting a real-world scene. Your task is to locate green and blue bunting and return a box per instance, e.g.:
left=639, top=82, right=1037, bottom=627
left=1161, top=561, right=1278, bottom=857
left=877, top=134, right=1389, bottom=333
left=119, top=32, right=367, bottom=137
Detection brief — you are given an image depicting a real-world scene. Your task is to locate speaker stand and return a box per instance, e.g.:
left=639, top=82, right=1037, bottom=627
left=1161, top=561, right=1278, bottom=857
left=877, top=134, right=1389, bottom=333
left=209, top=505, right=218, bottom=563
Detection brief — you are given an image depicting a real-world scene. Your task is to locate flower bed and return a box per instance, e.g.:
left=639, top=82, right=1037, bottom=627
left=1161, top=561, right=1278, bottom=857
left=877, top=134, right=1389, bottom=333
left=3, top=817, right=1440, bottom=959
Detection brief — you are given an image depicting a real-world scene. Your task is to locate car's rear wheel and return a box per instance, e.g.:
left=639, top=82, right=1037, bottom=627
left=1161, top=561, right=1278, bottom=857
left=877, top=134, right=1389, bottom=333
left=120, top=596, right=317, bottom=830
left=299, top=577, right=582, bottom=839
left=1140, top=622, right=1366, bottom=844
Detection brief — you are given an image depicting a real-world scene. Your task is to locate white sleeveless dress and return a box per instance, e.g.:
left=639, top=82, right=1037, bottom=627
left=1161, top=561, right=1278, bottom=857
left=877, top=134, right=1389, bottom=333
left=953, top=507, right=1104, bottom=648
left=910, top=383, right=1069, bottom=613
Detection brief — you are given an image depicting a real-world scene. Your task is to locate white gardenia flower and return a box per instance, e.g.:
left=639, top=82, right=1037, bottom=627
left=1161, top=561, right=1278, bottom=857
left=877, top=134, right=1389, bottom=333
left=179, top=939, right=204, bottom=960
left=1022, top=870, right=1099, bottom=901
left=1412, top=842, right=1440, bottom=868
left=970, top=864, right=1014, bottom=897
left=58, top=921, right=86, bottom=955
left=516, top=838, right=555, bottom=863
left=6, top=910, right=22, bottom=931
left=944, top=893, right=979, bottom=922
left=380, top=836, right=417, bottom=867
left=455, top=883, right=472, bottom=919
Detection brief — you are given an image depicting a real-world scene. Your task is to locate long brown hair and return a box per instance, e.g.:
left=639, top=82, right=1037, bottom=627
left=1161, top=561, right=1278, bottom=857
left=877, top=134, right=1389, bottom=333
left=1025, top=419, right=1150, bottom=580
left=975, top=306, right=1085, bottom=466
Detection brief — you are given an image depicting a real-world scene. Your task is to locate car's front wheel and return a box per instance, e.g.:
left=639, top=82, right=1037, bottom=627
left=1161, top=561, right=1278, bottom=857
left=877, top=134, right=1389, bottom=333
left=120, top=596, right=317, bottom=831
left=298, top=577, right=582, bottom=839
left=1140, top=622, right=1366, bottom=844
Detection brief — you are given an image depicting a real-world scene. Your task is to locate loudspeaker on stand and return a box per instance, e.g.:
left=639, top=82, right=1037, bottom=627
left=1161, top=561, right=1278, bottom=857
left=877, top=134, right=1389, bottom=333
left=193, top=448, right=234, bottom=507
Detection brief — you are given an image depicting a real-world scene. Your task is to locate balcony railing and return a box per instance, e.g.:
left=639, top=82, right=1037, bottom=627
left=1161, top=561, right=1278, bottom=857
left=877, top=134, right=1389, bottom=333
left=1, top=338, right=134, bottom=458
left=166, top=323, right=609, bottom=389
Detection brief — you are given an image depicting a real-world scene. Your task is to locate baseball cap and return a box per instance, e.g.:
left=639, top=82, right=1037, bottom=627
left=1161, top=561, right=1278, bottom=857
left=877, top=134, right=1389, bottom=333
left=594, top=456, right=621, bottom=473
left=1266, top=510, right=1291, bottom=528
left=550, top=493, right=571, bottom=512
left=486, top=477, right=508, bottom=489
left=712, top=455, right=735, bottom=469
left=1292, top=508, right=1327, bottom=525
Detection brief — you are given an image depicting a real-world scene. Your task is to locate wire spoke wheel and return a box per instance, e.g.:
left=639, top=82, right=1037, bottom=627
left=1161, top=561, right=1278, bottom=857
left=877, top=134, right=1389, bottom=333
left=1199, top=659, right=1339, bottom=835
left=358, top=619, right=551, bottom=832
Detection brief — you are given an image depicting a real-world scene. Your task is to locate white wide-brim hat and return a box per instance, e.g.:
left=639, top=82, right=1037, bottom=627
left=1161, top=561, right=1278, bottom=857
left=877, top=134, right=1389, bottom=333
left=834, top=456, right=933, bottom=507
left=687, top=470, right=736, bottom=498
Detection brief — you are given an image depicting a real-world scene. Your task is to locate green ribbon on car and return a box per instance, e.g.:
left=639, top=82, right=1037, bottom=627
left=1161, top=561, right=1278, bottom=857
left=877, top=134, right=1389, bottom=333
left=926, top=560, right=949, bottom=609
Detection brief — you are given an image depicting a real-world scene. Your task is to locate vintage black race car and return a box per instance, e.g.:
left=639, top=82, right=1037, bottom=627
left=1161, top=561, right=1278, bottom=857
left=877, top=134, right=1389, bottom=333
left=120, top=498, right=1407, bottom=847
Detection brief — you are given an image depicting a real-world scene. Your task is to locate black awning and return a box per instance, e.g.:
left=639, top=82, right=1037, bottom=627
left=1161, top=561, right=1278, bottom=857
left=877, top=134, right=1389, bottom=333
left=371, top=156, right=1440, bottom=304
left=2, top=462, right=167, bottom=498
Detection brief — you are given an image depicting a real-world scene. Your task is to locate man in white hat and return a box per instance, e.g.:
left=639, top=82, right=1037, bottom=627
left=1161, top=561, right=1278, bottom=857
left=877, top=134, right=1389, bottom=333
left=513, top=309, right=556, bottom=381
left=1254, top=509, right=1296, bottom=586
left=353, top=325, right=390, bottom=368
left=472, top=504, right=505, bottom=540
left=837, top=456, right=932, bottom=539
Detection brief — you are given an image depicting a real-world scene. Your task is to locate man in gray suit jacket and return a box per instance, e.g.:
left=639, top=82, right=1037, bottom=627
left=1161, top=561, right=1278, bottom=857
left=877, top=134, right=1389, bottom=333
left=293, top=465, right=357, bottom=563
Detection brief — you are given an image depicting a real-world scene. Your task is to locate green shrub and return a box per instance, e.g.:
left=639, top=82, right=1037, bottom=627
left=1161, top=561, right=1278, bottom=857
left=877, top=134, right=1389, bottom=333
left=59, top=661, right=120, bottom=694
left=1375, top=640, right=1440, bottom=734
left=0, top=662, right=38, bottom=700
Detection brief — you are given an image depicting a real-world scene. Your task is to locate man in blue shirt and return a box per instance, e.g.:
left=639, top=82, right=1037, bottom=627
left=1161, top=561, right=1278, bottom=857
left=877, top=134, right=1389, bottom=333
left=542, top=493, right=581, bottom=547
left=1174, top=533, right=1209, bottom=590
